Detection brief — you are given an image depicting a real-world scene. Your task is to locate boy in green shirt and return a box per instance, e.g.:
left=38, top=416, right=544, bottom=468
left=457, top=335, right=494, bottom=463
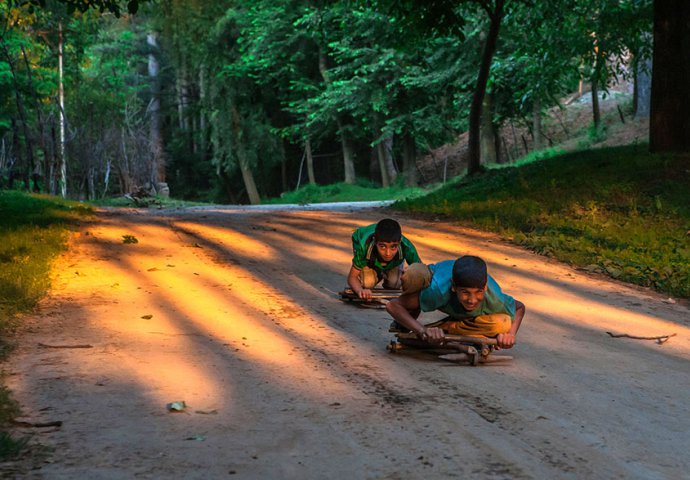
left=347, top=218, right=421, bottom=300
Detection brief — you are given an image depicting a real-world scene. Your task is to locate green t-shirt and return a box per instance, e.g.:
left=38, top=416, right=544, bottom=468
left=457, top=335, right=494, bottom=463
left=351, top=223, right=421, bottom=272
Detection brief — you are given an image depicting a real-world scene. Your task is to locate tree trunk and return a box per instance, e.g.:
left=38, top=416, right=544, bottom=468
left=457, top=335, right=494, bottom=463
left=319, top=48, right=356, bottom=184
left=20, top=45, right=47, bottom=193
left=305, top=138, right=316, bottom=185
left=591, top=75, right=600, bottom=128
left=402, top=131, right=417, bottom=187
left=480, top=93, right=497, bottom=164
left=591, top=48, right=604, bottom=128
left=634, top=59, right=650, bottom=118
left=338, top=125, right=356, bottom=184
left=147, top=32, right=169, bottom=196
left=382, top=136, right=397, bottom=184
left=4, top=49, right=36, bottom=192
left=532, top=96, right=542, bottom=150
left=176, top=59, right=188, bottom=131
left=119, top=126, right=134, bottom=194
left=50, top=124, right=58, bottom=194
left=10, top=118, right=21, bottom=190
left=230, top=105, right=261, bottom=205
left=376, top=141, right=390, bottom=187
left=279, top=140, right=287, bottom=193
left=199, top=65, right=208, bottom=154
left=467, top=0, right=505, bottom=175
left=650, top=0, right=690, bottom=152
left=58, top=21, right=67, bottom=197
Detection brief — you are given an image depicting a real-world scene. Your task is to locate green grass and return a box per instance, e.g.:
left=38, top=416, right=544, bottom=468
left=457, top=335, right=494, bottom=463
left=395, top=145, right=690, bottom=298
left=0, top=191, right=91, bottom=460
left=89, top=195, right=208, bottom=208
left=266, top=179, right=432, bottom=205
left=0, top=192, right=91, bottom=323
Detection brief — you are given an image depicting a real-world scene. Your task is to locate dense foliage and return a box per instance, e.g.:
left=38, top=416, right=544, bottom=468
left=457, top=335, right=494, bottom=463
left=1, top=0, right=655, bottom=204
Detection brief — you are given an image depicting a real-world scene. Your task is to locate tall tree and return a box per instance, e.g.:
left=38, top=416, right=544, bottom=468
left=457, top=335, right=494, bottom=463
left=146, top=31, right=168, bottom=196
left=467, top=0, right=505, bottom=175
left=649, top=0, right=690, bottom=153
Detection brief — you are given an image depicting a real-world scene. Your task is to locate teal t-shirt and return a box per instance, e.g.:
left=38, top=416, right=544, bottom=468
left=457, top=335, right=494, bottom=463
left=351, top=223, right=421, bottom=271
left=419, top=260, right=516, bottom=319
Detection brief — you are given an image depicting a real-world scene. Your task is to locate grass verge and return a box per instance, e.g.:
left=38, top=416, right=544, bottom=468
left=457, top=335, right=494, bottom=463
left=395, top=145, right=690, bottom=299
left=0, top=191, right=91, bottom=460
left=267, top=179, right=431, bottom=204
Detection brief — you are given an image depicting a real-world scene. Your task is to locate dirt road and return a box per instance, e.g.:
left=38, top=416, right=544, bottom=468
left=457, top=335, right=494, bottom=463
left=3, top=205, right=689, bottom=479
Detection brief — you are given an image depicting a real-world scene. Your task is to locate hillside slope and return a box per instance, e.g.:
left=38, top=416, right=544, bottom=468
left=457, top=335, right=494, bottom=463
left=417, top=90, right=649, bottom=185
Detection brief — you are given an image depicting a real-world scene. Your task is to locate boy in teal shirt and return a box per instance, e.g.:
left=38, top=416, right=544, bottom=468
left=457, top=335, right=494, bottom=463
left=387, top=256, right=525, bottom=349
left=347, top=218, right=421, bottom=300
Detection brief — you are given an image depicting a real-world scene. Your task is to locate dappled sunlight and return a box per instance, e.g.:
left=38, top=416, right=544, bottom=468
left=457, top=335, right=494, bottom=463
left=173, top=220, right=278, bottom=261
left=107, top=342, right=230, bottom=408
left=275, top=241, right=350, bottom=274
left=69, top=216, right=381, bottom=409
left=403, top=230, right=470, bottom=262
left=43, top=208, right=690, bottom=421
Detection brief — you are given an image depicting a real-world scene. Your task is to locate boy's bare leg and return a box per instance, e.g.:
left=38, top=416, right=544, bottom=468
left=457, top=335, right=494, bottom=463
left=382, top=264, right=403, bottom=289
left=359, top=267, right=380, bottom=289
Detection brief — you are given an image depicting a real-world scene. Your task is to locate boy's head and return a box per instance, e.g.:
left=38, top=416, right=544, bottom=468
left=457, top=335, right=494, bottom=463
left=451, top=256, right=488, bottom=311
left=373, top=218, right=402, bottom=262
left=374, top=218, right=402, bottom=242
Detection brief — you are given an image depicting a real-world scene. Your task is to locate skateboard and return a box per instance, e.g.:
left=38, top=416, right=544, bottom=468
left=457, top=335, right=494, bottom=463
left=386, top=323, right=512, bottom=366
left=338, top=287, right=401, bottom=309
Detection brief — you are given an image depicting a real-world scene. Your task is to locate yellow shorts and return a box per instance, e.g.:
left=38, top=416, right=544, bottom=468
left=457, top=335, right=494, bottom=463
left=359, top=266, right=402, bottom=289
left=440, top=313, right=511, bottom=338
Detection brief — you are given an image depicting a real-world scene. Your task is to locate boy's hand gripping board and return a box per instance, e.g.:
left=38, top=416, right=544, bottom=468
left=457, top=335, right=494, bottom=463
left=338, top=287, right=401, bottom=308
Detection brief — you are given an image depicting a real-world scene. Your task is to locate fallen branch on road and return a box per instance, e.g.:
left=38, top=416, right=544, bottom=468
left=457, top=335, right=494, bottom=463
left=38, top=343, right=93, bottom=349
left=605, top=332, right=677, bottom=344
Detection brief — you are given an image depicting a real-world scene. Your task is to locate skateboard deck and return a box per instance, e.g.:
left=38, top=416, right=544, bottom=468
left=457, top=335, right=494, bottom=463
left=338, top=287, right=401, bottom=309
left=387, top=329, right=512, bottom=366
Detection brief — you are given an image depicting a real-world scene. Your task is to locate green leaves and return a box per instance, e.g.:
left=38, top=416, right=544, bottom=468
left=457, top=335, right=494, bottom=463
left=29, top=0, right=148, bottom=17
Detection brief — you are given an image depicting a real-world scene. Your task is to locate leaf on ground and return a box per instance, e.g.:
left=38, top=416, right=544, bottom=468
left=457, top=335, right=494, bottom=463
left=147, top=267, right=159, bottom=272
left=141, top=314, right=153, bottom=319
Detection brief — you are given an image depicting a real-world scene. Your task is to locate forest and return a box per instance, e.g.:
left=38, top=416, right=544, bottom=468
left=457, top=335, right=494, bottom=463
left=0, top=0, right=681, bottom=205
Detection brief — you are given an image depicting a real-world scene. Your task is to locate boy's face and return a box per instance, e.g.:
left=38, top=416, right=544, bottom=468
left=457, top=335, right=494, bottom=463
left=375, top=240, right=400, bottom=262
left=453, top=285, right=487, bottom=311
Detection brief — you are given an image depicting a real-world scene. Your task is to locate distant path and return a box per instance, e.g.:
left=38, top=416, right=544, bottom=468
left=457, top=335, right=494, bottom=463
left=3, top=204, right=689, bottom=479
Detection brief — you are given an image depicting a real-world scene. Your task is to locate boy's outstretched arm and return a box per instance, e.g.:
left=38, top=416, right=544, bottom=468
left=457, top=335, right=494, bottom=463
left=347, top=265, right=372, bottom=300
left=386, top=294, right=444, bottom=343
left=496, top=300, right=525, bottom=349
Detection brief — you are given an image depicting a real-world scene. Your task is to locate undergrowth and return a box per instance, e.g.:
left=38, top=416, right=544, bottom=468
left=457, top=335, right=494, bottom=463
left=267, top=179, right=430, bottom=205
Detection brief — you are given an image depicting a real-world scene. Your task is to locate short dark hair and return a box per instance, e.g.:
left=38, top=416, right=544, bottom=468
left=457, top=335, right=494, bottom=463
left=452, top=255, right=487, bottom=288
left=374, top=218, right=402, bottom=242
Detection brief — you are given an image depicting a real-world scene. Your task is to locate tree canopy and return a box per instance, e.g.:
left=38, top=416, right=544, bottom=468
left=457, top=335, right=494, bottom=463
left=2, top=0, right=676, bottom=204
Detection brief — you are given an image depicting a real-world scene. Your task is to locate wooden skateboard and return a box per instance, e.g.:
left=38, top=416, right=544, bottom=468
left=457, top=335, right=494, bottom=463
left=387, top=327, right=513, bottom=366
left=338, top=287, right=401, bottom=309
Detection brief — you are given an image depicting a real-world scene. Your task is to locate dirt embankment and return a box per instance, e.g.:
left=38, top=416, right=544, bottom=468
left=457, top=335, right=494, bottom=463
left=417, top=90, right=649, bottom=184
